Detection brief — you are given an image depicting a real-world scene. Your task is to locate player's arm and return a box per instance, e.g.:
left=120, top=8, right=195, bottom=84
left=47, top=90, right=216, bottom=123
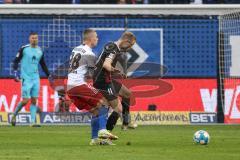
left=103, top=57, right=119, bottom=73
left=86, top=53, right=97, bottom=77
left=12, top=47, right=24, bottom=81
left=12, top=47, right=24, bottom=71
left=102, top=43, right=119, bottom=72
left=105, top=58, right=126, bottom=79
left=39, top=53, right=50, bottom=77
left=86, top=53, right=96, bottom=69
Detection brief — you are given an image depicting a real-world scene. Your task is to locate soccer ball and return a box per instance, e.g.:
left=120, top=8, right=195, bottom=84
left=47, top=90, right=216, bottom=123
left=193, top=130, right=210, bottom=145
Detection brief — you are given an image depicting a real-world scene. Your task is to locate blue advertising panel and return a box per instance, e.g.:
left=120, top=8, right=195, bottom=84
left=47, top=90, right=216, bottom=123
left=0, top=15, right=218, bottom=78
left=40, top=112, right=91, bottom=124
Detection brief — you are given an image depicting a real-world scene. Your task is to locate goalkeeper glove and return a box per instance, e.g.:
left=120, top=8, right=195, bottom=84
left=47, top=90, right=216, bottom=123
left=14, top=70, right=20, bottom=82
left=48, top=74, right=54, bottom=84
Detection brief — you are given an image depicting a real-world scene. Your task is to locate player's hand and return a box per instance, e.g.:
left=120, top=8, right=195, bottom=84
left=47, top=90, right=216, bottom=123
left=112, top=68, right=128, bottom=79
left=112, top=67, right=121, bottom=73
left=14, top=70, right=20, bottom=82
left=120, top=73, right=127, bottom=79
left=48, top=74, right=54, bottom=84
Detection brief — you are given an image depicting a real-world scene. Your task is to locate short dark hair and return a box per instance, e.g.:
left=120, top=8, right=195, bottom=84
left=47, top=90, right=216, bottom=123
left=83, top=29, right=95, bottom=41
left=29, top=32, right=38, bottom=36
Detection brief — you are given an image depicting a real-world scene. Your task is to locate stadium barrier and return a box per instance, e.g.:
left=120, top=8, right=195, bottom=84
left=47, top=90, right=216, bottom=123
left=1, top=5, right=240, bottom=124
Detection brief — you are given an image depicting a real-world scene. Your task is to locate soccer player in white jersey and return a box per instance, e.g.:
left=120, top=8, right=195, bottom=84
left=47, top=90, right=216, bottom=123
left=66, top=29, right=119, bottom=145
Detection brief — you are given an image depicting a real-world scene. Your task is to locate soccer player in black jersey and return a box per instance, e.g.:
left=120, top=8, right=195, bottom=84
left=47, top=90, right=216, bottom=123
left=93, top=31, right=136, bottom=131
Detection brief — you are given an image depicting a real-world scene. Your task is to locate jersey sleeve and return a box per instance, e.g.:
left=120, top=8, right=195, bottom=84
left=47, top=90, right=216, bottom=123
left=112, top=53, right=128, bottom=74
left=40, top=53, right=50, bottom=77
left=104, top=42, right=119, bottom=60
left=12, top=47, right=24, bottom=71
left=86, top=53, right=97, bottom=68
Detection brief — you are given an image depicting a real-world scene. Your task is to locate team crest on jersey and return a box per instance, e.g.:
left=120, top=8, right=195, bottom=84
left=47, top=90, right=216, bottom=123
left=108, top=53, right=114, bottom=59
left=32, top=56, right=37, bottom=63
left=74, top=47, right=86, bottom=53
left=16, top=52, right=20, bottom=58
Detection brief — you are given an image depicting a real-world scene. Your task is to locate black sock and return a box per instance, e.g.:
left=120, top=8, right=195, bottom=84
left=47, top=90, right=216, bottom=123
left=106, top=111, right=120, bottom=131
left=122, top=98, right=130, bottom=126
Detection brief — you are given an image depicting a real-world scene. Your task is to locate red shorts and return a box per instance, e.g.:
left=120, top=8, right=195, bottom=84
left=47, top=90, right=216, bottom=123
left=67, top=84, right=103, bottom=111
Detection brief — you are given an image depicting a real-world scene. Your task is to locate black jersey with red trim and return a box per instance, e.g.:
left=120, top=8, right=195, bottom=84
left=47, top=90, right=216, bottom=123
left=93, top=42, right=120, bottom=88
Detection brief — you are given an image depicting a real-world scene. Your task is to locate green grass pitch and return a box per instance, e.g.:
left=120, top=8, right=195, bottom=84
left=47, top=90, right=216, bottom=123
left=0, top=125, right=240, bottom=160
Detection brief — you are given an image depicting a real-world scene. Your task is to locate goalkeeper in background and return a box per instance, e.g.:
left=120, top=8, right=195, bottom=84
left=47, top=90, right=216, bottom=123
left=11, top=32, right=51, bottom=127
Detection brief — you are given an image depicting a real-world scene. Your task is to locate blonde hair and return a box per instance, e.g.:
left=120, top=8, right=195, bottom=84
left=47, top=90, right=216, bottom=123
left=82, top=29, right=96, bottom=41
left=120, top=31, right=136, bottom=44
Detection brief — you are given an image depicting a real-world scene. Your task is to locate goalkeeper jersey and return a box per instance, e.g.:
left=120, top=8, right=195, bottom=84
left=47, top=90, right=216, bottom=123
left=12, top=44, right=50, bottom=80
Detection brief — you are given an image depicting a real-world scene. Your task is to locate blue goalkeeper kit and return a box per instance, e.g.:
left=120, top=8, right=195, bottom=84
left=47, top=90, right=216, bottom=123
left=12, top=44, right=49, bottom=124
left=13, top=44, right=49, bottom=98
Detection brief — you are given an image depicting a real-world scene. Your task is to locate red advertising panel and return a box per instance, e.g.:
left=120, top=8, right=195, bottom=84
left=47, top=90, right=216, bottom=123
left=1, top=78, right=240, bottom=124
left=223, top=78, right=240, bottom=124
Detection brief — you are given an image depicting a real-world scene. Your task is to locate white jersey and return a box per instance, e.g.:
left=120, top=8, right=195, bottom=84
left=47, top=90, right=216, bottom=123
left=67, top=44, right=96, bottom=91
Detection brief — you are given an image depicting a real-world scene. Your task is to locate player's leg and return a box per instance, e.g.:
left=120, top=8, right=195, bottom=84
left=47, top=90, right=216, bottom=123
left=29, top=97, right=41, bottom=127
left=121, top=98, right=130, bottom=130
left=11, top=98, right=29, bottom=126
left=76, top=102, right=115, bottom=145
left=57, top=90, right=70, bottom=112
left=72, top=84, right=110, bottom=127
left=118, top=84, right=137, bottom=130
left=105, top=80, right=125, bottom=131
left=89, top=108, right=115, bottom=146
left=106, top=98, right=122, bottom=131
left=67, top=93, right=99, bottom=144
left=30, top=79, right=41, bottom=127
left=67, top=85, right=118, bottom=143
left=11, top=79, right=32, bottom=126
left=90, top=109, right=100, bottom=145
left=96, top=105, right=109, bottom=131
left=67, top=91, right=99, bottom=144
left=70, top=98, right=104, bottom=144
left=85, top=86, right=119, bottom=141
left=13, top=98, right=30, bottom=117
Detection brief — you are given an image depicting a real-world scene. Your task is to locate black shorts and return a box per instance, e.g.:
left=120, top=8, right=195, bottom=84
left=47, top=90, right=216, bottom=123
left=93, top=79, right=122, bottom=101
